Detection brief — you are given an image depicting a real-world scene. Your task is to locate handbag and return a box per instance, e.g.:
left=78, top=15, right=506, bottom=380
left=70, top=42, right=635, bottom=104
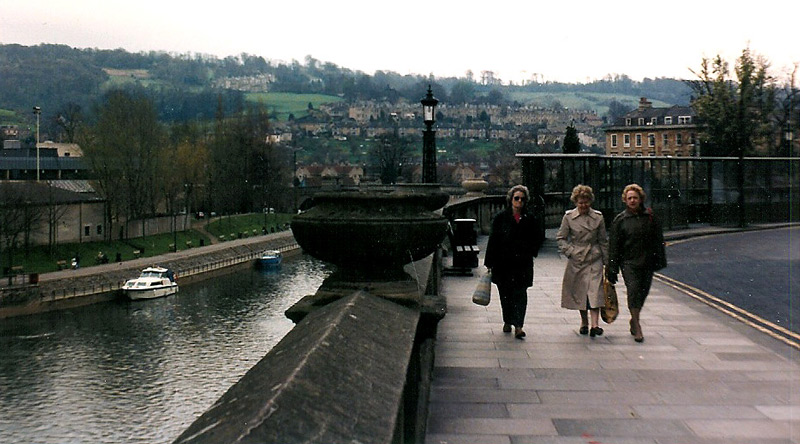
left=472, top=270, right=492, bottom=306
left=601, top=275, right=619, bottom=324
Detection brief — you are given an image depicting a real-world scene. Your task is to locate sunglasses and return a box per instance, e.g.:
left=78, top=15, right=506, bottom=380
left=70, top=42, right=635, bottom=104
left=513, top=196, right=527, bottom=202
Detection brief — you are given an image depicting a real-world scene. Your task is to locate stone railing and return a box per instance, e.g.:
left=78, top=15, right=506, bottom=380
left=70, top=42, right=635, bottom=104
left=173, top=251, right=444, bottom=444
left=173, top=187, right=454, bottom=444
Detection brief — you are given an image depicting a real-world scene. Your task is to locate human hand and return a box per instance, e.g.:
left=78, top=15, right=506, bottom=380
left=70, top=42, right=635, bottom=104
left=606, top=271, right=617, bottom=284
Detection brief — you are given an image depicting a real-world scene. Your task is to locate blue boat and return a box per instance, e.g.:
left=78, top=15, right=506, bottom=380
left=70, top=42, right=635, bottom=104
left=256, top=249, right=282, bottom=268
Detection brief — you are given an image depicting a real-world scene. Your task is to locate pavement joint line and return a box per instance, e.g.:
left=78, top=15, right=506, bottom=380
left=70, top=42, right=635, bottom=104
left=656, top=272, right=800, bottom=350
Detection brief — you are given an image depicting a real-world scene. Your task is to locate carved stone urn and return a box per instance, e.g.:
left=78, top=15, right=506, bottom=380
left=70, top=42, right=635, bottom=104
left=461, top=178, right=489, bottom=196
left=287, top=185, right=449, bottom=320
left=291, top=185, right=449, bottom=278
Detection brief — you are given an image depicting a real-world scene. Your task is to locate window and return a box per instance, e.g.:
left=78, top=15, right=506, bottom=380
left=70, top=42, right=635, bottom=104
left=635, top=134, right=642, bottom=147
left=611, top=134, right=618, bottom=147
left=689, top=133, right=696, bottom=145
left=650, top=117, right=657, bottom=125
left=97, top=225, right=103, bottom=235
left=678, top=116, right=692, bottom=124
left=623, top=134, right=631, bottom=147
left=84, top=225, right=90, bottom=236
left=662, top=134, right=669, bottom=146
left=664, top=116, right=673, bottom=125
left=625, top=118, right=632, bottom=126
left=638, top=118, right=645, bottom=125
left=648, top=133, right=655, bottom=147
left=676, top=133, right=683, bottom=145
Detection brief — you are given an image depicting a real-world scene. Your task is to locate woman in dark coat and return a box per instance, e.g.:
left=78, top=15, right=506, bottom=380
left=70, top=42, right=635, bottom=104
left=484, top=185, right=545, bottom=339
left=607, top=183, right=666, bottom=343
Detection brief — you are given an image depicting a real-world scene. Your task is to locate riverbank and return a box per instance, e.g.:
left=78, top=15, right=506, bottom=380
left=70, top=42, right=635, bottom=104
left=0, top=231, right=299, bottom=318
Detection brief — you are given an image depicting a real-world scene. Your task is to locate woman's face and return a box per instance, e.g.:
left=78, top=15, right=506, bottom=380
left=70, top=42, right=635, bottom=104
left=511, top=191, right=527, bottom=212
left=625, top=190, right=642, bottom=212
left=576, top=197, right=591, bottom=215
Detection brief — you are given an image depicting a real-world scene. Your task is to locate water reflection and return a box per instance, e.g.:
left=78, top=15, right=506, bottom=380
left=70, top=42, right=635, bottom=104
left=0, top=255, right=331, bottom=444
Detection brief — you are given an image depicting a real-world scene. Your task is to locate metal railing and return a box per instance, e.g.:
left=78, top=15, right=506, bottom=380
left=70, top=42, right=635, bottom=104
left=520, top=154, right=800, bottom=229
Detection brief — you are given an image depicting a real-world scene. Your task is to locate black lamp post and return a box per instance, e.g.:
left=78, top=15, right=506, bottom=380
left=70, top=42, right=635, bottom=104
left=421, top=85, right=438, bottom=183
left=785, top=123, right=794, bottom=156
left=33, top=106, right=41, bottom=181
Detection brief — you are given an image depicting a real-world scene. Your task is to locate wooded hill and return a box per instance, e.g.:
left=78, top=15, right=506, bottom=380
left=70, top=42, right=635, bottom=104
left=0, top=43, right=692, bottom=130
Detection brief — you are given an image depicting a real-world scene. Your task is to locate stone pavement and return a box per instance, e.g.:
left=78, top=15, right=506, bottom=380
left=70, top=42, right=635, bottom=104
left=426, top=228, right=800, bottom=444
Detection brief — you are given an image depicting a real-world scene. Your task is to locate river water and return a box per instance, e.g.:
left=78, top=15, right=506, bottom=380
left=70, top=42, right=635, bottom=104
left=0, top=255, right=332, bottom=444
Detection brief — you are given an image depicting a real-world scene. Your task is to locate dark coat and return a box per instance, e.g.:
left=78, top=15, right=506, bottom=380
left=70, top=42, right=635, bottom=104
left=608, top=207, right=666, bottom=274
left=484, top=208, right=545, bottom=288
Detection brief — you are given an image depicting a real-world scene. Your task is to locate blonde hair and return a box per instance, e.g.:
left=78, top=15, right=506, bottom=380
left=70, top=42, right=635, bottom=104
left=506, top=184, right=530, bottom=206
left=621, top=183, right=646, bottom=203
left=570, top=184, right=594, bottom=204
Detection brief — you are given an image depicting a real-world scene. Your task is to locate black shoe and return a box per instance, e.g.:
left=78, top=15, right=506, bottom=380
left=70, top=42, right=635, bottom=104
left=590, top=327, right=604, bottom=337
left=503, top=323, right=512, bottom=333
left=579, top=326, right=589, bottom=335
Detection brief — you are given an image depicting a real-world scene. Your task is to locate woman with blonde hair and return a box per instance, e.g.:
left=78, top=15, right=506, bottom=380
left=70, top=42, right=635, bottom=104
left=557, top=185, right=608, bottom=336
left=607, top=183, right=666, bottom=342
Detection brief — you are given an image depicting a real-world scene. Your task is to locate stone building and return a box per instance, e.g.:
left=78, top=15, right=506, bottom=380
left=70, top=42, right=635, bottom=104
left=604, top=97, right=699, bottom=157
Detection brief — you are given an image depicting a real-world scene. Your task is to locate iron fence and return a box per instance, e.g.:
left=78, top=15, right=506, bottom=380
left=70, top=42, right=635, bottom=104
left=520, top=154, right=800, bottom=229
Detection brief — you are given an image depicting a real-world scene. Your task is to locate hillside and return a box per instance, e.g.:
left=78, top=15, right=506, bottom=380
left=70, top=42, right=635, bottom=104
left=0, top=43, right=692, bottom=130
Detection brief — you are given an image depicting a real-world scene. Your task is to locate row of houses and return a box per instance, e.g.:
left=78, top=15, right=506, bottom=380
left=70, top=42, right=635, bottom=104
left=295, top=163, right=481, bottom=187
left=286, top=101, right=606, bottom=148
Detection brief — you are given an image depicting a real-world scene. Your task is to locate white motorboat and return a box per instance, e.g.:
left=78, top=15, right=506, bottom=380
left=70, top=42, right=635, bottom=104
left=123, top=266, right=179, bottom=300
left=255, top=249, right=282, bottom=268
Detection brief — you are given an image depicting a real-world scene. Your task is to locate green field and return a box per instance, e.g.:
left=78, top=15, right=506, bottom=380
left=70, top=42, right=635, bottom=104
left=0, top=108, right=19, bottom=125
left=246, top=92, right=344, bottom=121
left=507, top=92, right=672, bottom=116
left=205, top=212, right=293, bottom=239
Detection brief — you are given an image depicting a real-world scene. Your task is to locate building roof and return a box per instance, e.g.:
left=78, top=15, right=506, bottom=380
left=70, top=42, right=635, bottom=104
left=0, top=180, right=103, bottom=205
left=607, top=97, right=697, bottom=128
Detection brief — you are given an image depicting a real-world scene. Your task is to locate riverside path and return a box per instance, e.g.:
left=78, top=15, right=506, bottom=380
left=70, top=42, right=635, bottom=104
left=426, top=227, right=799, bottom=444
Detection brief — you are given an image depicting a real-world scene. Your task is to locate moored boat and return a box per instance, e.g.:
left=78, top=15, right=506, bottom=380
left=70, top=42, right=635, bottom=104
left=123, top=266, right=179, bottom=300
left=256, top=250, right=282, bottom=268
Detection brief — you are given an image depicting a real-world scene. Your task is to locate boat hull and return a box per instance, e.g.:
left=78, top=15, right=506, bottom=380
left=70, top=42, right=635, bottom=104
left=256, top=258, right=282, bottom=268
left=125, top=284, right=179, bottom=300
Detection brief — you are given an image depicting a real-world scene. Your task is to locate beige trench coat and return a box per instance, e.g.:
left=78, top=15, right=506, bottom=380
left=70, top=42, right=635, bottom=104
left=557, top=208, right=609, bottom=309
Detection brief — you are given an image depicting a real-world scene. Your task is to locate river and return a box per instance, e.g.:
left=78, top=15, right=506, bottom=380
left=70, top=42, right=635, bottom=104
left=0, top=255, right=332, bottom=444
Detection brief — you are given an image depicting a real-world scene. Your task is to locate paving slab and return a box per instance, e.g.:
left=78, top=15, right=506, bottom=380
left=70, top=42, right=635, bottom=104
left=426, top=229, right=800, bottom=444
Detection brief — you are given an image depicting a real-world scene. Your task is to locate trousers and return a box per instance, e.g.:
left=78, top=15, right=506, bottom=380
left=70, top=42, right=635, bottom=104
left=497, top=284, right=528, bottom=328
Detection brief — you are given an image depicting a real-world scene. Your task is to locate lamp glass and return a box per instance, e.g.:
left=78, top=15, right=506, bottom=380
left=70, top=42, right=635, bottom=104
left=423, top=105, right=434, bottom=123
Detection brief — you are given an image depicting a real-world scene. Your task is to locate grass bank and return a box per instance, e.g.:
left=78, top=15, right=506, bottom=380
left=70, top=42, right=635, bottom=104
left=2, top=213, right=294, bottom=276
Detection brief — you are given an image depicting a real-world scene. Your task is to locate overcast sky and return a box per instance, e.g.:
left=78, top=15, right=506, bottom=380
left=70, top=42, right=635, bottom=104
left=2, top=0, right=798, bottom=84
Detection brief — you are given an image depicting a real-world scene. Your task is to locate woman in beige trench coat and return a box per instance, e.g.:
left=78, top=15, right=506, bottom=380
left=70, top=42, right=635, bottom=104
left=557, top=185, right=609, bottom=337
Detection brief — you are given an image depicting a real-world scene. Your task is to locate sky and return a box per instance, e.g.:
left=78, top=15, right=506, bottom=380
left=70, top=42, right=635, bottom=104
left=2, top=0, right=798, bottom=85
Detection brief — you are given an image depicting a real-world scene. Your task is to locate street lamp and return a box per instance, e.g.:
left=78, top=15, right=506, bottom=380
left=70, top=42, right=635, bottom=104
left=33, top=106, right=41, bottom=181
left=421, top=85, right=438, bottom=183
left=784, top=123, right=794, bottom=156
left=292, top=148, right=304, bottom=213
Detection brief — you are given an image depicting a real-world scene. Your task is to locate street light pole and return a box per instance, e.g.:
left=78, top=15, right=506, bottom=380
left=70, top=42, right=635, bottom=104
left=33, top=106, right=41, bottom=181
left=293, top=148, right=303, bottom=213
left=421, top=85, right=439, bottom=183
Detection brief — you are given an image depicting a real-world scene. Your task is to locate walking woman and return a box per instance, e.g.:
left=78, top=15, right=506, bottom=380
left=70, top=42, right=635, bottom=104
left=557, top=185, right=608, bottom=337
left=607, top=184, right=666, bottom=343
left=484, top=184, right=545, bottom=339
